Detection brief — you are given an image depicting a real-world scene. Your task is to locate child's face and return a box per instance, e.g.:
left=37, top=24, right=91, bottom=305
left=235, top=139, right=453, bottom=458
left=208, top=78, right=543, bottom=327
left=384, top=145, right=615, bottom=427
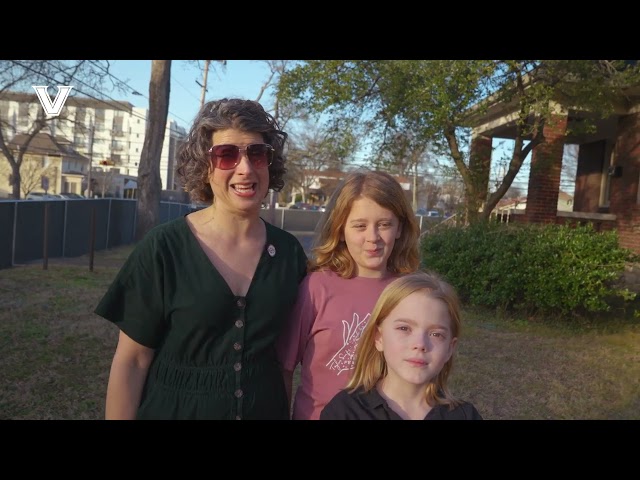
left=375, top=291, right=457, bottom=389
left=341, top=196, right=401, bottom=278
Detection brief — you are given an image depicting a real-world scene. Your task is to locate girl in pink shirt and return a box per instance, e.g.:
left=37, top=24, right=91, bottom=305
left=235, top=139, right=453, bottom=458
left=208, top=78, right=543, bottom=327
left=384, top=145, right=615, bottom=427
left=276, top=171, right=421, bottom=419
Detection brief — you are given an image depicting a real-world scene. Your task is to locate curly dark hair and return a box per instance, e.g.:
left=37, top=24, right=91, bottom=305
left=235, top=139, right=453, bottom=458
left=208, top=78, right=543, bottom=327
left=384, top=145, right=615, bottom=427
left=175, top=98, right=288, bottom=203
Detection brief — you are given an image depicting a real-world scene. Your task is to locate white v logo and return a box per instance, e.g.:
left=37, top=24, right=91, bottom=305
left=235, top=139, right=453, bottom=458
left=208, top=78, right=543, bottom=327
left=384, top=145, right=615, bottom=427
left=32, top=85, right=74, bottom=118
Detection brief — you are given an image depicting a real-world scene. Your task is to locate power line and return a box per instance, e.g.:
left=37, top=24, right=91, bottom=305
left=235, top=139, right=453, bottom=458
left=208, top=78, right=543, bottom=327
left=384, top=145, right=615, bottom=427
left=88, top=60, right=192, bottom=126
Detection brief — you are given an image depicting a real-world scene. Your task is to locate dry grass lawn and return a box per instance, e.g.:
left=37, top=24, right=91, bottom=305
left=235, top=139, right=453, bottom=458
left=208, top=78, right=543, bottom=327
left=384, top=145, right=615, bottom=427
left=1, top=245, right=639, bottom=419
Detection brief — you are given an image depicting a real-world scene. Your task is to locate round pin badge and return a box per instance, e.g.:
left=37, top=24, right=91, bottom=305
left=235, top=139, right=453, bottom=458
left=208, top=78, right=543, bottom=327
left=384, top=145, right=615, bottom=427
left=267, top=244, right=276, bottom=257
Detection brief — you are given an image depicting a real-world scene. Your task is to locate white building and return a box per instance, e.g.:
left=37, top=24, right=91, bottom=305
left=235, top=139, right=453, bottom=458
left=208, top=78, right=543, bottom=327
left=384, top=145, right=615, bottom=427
left=0, top=91, right=187, bottom=195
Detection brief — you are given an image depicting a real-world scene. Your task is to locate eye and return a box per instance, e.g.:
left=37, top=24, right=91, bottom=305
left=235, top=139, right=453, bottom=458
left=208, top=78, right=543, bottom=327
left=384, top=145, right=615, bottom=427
left=352, top=224, right=366, bottom=229
left=396, top=326, right=409, bottom=332
left=378, top=222, right=392, bottom=228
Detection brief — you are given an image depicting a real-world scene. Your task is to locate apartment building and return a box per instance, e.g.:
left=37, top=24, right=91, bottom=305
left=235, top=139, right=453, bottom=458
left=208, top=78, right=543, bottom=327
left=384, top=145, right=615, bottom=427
left=0, top=91, right=187, bottom=197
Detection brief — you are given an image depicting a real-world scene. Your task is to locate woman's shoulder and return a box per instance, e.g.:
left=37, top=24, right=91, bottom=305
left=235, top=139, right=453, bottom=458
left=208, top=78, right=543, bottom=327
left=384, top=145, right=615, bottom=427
left=142, top=216, right=188, bottom=242
left=127, top=217, right=192, bottom=266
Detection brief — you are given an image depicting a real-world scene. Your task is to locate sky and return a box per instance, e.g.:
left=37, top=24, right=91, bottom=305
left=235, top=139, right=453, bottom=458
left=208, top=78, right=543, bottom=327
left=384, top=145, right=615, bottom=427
left=103, top=60, right=576, bottom=197
left=106, top=60, right=278, bottom=130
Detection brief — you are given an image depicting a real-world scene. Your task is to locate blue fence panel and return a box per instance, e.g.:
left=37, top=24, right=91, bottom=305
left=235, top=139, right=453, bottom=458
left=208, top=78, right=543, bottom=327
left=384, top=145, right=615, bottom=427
left=108, top=199, right=136, bottom=248
left=63, top=200, right=96, bottom=257
left=0, top=202, right=15, bottom=269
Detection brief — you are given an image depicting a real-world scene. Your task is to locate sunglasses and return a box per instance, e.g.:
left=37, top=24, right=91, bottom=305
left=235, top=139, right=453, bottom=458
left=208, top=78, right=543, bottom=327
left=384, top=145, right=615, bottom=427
left=208, top=143, right=274, bottom=170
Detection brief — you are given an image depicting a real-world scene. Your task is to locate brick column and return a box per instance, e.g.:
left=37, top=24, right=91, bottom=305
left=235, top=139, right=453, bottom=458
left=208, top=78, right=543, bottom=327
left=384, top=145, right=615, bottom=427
left=525, top=113, right=567, bottom=224
left=612, top=113, right=640, bottom=254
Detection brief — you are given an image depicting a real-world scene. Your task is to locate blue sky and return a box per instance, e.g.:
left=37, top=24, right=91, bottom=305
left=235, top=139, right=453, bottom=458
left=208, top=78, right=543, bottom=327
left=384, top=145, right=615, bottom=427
left=103, top=60, right=576, bottom=197
left=107, top=60, right=278, bottom=130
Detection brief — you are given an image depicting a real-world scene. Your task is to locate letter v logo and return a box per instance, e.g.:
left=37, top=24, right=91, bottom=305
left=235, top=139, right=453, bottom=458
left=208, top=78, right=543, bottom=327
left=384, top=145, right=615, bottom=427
left=32, top=85, right=74, bottom=118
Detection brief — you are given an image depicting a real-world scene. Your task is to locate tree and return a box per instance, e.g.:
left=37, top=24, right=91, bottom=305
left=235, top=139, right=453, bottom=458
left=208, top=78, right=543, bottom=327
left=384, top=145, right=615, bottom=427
left=284, top=119, right=359, bottom=203
left=0, top=60, right=111, bottom=199
left=135, top=60, right=171, bottom=241
left=373, top=130, right=431, bottom=210
left=277, top=60, right=640, bottom=222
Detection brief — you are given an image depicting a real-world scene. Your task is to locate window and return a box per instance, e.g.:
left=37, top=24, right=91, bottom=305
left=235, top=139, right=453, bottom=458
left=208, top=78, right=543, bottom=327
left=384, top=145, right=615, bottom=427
left=0, top=102, right=9, bottom=124
left=75, top=107, right=86, bottom=123
left=113, top=112, right=124, bottom=135
left=95, top=108, right=105, bottom=129
left=19, top=103, right=30, bottom=126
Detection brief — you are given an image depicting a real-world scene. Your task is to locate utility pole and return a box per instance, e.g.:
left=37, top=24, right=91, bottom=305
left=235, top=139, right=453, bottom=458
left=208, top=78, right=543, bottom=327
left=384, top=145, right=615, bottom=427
left=85, top=123, right=95, bottom=198
left=413, top=162, right=418, bottom=211
left=199, top=60, right=210, bottom=108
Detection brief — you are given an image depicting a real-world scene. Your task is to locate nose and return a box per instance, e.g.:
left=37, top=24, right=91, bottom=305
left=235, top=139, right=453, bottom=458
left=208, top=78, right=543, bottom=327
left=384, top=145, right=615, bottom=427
left=235, top=151, right=255, bottom=174
left=413, top=334, right=429, bottom=352
left=366, top=226, right=380, bottom=243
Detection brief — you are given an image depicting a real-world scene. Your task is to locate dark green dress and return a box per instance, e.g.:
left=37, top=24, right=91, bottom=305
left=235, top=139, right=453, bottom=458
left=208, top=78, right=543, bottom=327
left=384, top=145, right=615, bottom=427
left=95, top=216, right=308, bottom=419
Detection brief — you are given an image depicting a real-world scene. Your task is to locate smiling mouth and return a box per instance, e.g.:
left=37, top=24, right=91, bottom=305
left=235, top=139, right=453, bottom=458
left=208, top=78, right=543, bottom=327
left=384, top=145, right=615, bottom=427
left=232, top=183, right=256, bottom=191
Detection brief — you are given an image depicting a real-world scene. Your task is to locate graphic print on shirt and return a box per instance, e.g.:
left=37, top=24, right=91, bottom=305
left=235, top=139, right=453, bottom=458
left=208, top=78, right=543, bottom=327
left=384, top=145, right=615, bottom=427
left=325, top=312, right=370, bottom=375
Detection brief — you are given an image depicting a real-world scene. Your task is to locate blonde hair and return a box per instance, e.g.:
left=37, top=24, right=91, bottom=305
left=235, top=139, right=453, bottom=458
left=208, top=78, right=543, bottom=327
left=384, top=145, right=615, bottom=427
left=310, top=171, right=420, bottom=278
left=346, top=271, right=463, bottom=407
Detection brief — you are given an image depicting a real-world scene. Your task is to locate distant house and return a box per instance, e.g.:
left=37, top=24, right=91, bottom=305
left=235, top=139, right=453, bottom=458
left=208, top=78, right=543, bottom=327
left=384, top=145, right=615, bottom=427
left=289, top=168, right=415, bottom=206
left=0, top=132, right=90, bottom=198
left=492, top=191, right=574, bottom=219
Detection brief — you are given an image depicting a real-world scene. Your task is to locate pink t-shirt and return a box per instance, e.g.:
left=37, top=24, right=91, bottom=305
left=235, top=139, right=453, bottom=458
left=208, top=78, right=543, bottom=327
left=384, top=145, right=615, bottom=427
left=276, top=270, right=397, bottom=420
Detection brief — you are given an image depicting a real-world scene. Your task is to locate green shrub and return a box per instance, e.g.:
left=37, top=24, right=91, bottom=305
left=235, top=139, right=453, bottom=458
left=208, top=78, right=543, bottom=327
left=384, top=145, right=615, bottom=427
left=421, top=221, right=637, bottom=315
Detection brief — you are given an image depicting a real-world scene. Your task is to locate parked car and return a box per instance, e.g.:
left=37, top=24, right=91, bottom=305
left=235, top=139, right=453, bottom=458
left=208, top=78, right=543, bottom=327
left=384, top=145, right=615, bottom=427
left=26, top=192, right=62, bottom=200
left=289, top=202, right=312, bottom=210
left=416, top=208, right=441, bottom=217
left=59, top=193, right=85, bottom=199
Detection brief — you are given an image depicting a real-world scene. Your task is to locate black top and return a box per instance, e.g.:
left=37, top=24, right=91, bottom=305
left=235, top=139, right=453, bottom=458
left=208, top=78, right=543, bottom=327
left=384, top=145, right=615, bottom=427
left=320, top=386, right=483, bottom=420
left=94, top=216, right=308, bottom=420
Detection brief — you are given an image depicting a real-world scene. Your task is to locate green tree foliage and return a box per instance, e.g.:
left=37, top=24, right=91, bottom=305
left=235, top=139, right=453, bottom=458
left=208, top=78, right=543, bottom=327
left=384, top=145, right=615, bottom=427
left=278, top=60, right=640, bottom=222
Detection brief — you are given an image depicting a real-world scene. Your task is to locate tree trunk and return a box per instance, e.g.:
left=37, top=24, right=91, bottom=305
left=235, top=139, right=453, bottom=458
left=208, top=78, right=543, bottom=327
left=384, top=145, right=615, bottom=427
left=135, top=60, right=171, bottom=242
left=10, top=162, right=21, bottom=199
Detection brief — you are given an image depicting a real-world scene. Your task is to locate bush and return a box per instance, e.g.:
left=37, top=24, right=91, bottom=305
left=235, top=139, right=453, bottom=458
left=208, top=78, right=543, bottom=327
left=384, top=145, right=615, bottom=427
left=421, top=221, right=637, bottom=315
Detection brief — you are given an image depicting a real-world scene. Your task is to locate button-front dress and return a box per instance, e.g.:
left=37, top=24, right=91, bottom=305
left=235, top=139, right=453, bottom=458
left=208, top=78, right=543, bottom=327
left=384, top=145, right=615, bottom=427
left=95, top=216, right=308, bottom=419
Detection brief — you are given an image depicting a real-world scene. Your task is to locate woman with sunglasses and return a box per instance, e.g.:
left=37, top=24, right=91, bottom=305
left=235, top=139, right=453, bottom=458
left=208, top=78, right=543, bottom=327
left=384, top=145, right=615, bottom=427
left=95, top=98, right=308, bottom=419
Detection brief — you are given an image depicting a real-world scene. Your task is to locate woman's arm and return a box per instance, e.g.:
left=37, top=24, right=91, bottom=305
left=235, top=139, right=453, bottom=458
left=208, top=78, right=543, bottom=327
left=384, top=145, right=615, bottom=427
left=105, top=330, right=155, bottom=420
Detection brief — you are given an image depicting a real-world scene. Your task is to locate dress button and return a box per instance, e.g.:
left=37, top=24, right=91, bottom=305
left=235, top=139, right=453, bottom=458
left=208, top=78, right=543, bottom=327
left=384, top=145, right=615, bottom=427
left=234, top=362, right=242, bottom=371
left=236, top=298, right=246, bottom=308
left=235, top=320, right=244, bottom=328
left=234, top=389, right=243, bottom=398
left=233, top=342, right=242, bottom=351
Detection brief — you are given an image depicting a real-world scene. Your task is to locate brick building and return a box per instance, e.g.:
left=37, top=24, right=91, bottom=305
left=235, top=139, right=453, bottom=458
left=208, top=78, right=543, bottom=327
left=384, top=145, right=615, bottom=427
left=467, top=93, right=640, bottom=254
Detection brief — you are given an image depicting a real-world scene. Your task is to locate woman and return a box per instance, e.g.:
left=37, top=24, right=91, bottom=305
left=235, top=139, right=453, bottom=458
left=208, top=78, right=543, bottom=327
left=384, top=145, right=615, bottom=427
left=95, top=98, right=308, bottom=419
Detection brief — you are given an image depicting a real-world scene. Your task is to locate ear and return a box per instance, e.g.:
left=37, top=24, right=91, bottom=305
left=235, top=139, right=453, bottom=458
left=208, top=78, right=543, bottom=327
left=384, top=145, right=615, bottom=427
left=395, top=222, right=402, bottom=240
left=374, top=326, right=384, bottom=352
left=446, top=337, right=458, bottom=362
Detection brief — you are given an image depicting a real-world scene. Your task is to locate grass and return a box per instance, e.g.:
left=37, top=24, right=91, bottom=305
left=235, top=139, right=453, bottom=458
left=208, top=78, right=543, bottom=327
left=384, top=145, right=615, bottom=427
left=1, top=245, right=639, bottom=419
